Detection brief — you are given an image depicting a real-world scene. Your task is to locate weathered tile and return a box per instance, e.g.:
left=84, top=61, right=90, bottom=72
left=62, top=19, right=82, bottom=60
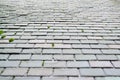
left=28, top=68, right=52, bottom=76
left=104, top=69, right=120, bottom=76
left=54, top=69, right=79, bottom=76
left=80, top=69, right=105, bottom=76
left=67, top=61, right=89, bottom=67
left=42, top=77, right=67, bottom=80
left=16, top=44, right=34, bottom=48
left=112, top=61, right=120, bottom=68
left=54, top=55, right=74, bottom=61
left=9, top=55, right=31, bottom=60
left=0, top=77, right=13, bottom=80
left=89, top=61, right=113, bottom=67
left=44, top=61, right=66, bottom=67
left=2, top=49, right=22, bottom=53
left=0, top=54, right=9, bottom=60
left=0, top=61, right=20, bottom=67
left=96, top=77, right=120, bottom=80
left=31, top=55, right=52, bottom=60
left=96, top=55, right=117, bottom=60
left=95, top=77, right=120, bottom=80
left=75, top=55, right=96, bottom=60
left=14, top=77, right=40, bottom=80
left=101, top=49, right=120, bottom=54
left=20, top=61, right=42, bottom=67
left=43, top=49, right=62, bottom=54
left=22, top=49, right=42, bottom=54
left=2, top=68, right=28, bottom=76
left=63, top=49, right=81, bottom=54
left=69, top=77, right=94, bottom=80
left=82, top=49, right=102, bottom=54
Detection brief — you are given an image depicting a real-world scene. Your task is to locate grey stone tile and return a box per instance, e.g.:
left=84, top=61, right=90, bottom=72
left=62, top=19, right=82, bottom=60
left=112, top=61, right=120, bottom=67
left=75, top=55, right=96, bottom=60
left=54, top=55, right=74, bottom=61
left=80, top=69, right=105, bottom=76
left=72, top=44, right=90, bottom=48
left=43, top=49, right=62, bottom=54
left=0, top=61, right=20, bottom=67
left=69, top=77, right=94, bottom=80
left=54, top=69, right=79, bottom=76
left=9, top=55, right=31, bottom=60
left=54, top=44, right=72, bottom=48
left=53, top=36, right=70, bottom=40
left=28, top=68, right=52, bottom=76
left=90, top=45, right=109, bottom=49
left=44, top=61, right=66, bottom=67
left=0, top=44, right=16, bottom=48
left=31, top=55, right=52, bottom=60
left=29, top=40, right=45, bottom=43
left=117, top=55, right=120, bottom=60
left=109, top=45, right=120, bottom=49
left=42, top=77, right=67, bottom=80
left=104, top=69, right=120, bottom=76
left=89, top=61, right=113, bottom=67
left=2, top=49, right=22, bottom=53
left=96, top=55, right=118, bottom=60
left=14, top=77, right=40, bottom=80
left=20, top=61, right=42, bottom=67
left=16, top=44, right=34, bottom=48
left=101, top=49, right=120, bottom=54
left=67, top=61, right=89, bottom=68
left=35, top=44, right=51, bottom=48
left=81, top=40, right=98, bottom=44
left=12, top=40, right=28, bottom=43
left=21, top=36, right=37, bottom=39
left=95, top=77, right=120, bottom=80
left=0, top=77, right=13, bottom=80
left=63, top=40, right=80, bottom=44
left=0, top=54, right=9, bottom=60
left=22, top=49, right=42, bottom=54
left=2, top=68, right=28, bottom=76
left=82, top=49, right=102, bottom=54
left=63, top=49, right=82, bottom=54
left=46, top=40, right=62, bottom=44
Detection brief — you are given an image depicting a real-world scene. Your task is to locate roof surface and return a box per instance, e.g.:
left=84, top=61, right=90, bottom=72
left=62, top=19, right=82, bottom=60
left=0, top=0, right=120, bottom=80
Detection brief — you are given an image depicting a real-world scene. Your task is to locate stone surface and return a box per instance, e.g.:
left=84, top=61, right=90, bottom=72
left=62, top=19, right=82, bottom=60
left=14, top=77, right=40, bottom=80
left=0, top=61, right=20, bottom=67
left=20, top=61, right=42, bottom=67
left=9, top=55, right=31, bottom=60
left=0, top=0, right=120, bottom=79
left=42, top=77, right=67, bottom=80
left=54, top=69, right=79, bottom=76
left=28, top=68, right=52, bottom=76
left=67, top=61, right=89, bottom=67
left=80, top=69, right=105, bottom=77
left=104, top=69, right=120, bottom=76
left=89, top=61, right=113, bottom=67
left=2, top=68, right=28, bottom=76
left=0, top=77, right=13, bottom=80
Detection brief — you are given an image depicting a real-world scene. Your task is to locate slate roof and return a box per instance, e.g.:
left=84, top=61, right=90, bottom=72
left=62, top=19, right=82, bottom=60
left=0, top=0, right=120, bottom=80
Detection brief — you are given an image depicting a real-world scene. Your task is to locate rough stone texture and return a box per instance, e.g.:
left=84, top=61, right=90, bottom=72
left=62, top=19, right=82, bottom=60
left=42, top=77, right=67, bottom=80
left=28, top=68, right=52, bottom=76
left=0, top=0, right=120, bottom=79
left=9, top=55, right=31, bottom=60
left=0, top=77, right=13, bottom=80
left=14, top=77, right=40, bottom=80
left=80, top=69, right=105, bottom=76
left=2, top=68, right=28, bottom=76
left=0, top=61, right=20, bottom=67
left=54, top=69, right=79, bottom=76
